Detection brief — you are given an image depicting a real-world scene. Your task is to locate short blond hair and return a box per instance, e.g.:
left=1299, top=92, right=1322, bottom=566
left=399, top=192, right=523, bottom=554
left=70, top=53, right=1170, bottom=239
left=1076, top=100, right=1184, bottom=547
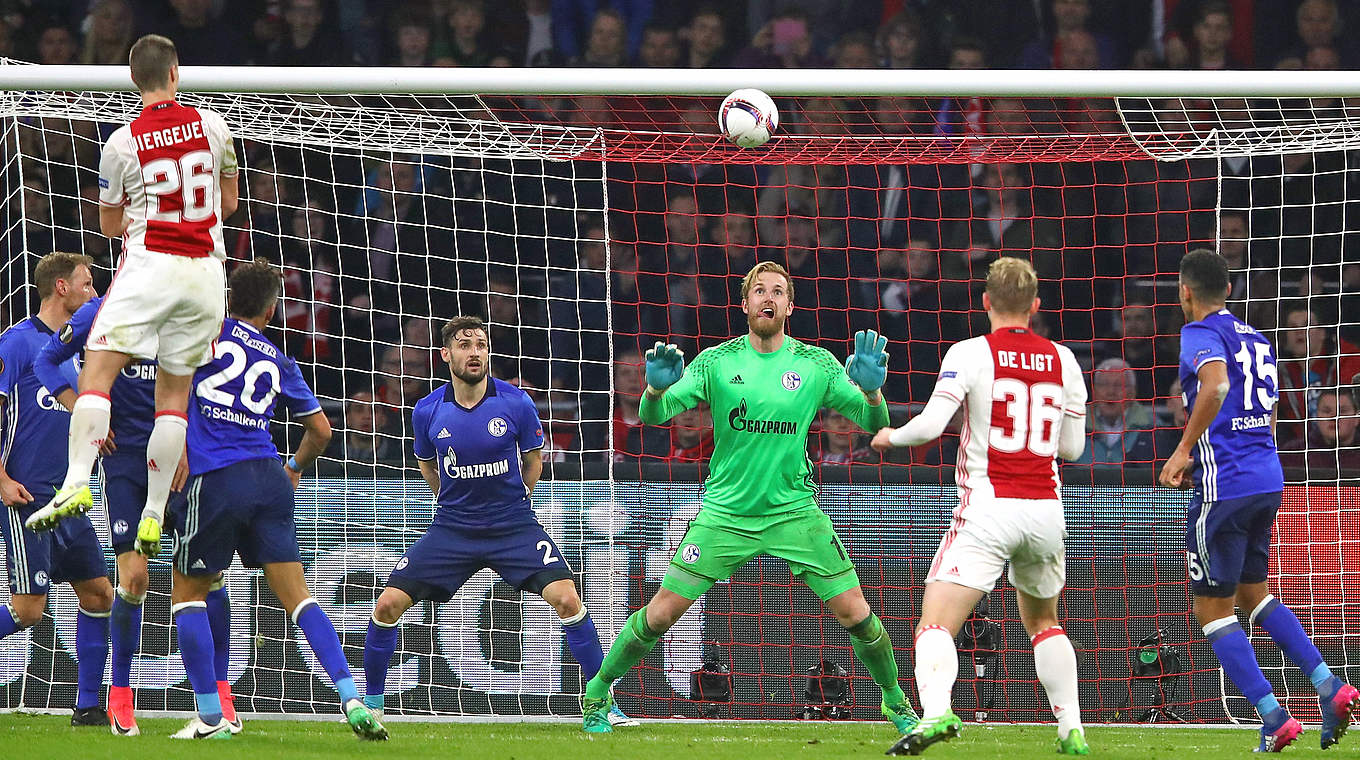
left=740, top=261, right=794, bottom=301
left=985, top=256, right=1038, bottom=315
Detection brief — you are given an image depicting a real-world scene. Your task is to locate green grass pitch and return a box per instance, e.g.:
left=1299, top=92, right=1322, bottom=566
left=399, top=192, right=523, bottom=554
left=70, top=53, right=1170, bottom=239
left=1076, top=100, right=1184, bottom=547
left=0, top=714, right=1318, bottom=759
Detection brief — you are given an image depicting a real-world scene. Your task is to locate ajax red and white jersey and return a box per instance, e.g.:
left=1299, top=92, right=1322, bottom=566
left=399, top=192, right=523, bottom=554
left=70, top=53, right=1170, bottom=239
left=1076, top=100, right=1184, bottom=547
left=934, top=327, right=1086, bottom=501
left=98, top=100, right=237, bottom=260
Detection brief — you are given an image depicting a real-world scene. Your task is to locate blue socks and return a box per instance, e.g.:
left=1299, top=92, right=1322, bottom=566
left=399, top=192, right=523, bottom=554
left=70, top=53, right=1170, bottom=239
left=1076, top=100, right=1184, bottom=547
left=110, top=588, right=144, bottom=689
left=364, top=617, right=399, bottom=710
left=75, top=607, right=110, bottom=710
left=1252, top=595, right=1340, bottom=698
left=1205, top=617, right=1277, bottom=719
left=174, top=602, right=222, bottom=725
left=206, top=583, right=232, bottom=682
left=562, top=607, right=604, bottom=682
left=0, top=605, right=20, bottom=640
left=294, top=599, right=358, bottom=703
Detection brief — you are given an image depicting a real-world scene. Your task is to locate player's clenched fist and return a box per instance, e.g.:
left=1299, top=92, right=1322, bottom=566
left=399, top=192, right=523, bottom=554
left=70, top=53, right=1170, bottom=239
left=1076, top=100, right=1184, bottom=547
left=645, top=341, right=685, bottom=390
left=844, top=329, right=888, bottom=392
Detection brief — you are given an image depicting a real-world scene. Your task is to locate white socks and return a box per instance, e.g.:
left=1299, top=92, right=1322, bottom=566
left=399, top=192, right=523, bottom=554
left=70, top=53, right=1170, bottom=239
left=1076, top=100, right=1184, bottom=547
left=142, top=412, right=188, bottom=523
left=914, top=624, right=958, bottom=719
left=1033, top=626, right=1083, bottom=737
left=64, top=392, right=111, bottom=491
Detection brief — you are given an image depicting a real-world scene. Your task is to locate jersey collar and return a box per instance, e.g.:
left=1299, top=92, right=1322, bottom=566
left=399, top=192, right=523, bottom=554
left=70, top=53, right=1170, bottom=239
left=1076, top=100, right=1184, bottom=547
left=141, top=99, right=178, bottom=115
left=444, top=378, right=496, bottom=411
left=26, top=316, right=54, bottom=335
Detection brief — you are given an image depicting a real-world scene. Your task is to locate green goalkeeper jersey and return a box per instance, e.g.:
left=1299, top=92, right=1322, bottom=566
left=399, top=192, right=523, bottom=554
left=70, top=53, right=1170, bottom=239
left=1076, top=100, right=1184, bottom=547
left=638, top=335, right=888, bottom=520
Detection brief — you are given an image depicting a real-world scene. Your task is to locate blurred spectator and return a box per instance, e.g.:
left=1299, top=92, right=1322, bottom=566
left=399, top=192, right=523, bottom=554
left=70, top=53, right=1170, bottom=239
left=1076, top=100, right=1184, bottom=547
left=434, top=0, right=493, bottom=66
left=944, top=163, right=1062, bottom=282
left=552, top=0, right=650, bottom=62
left=748, top=0, right=865, bottom=54
left=1280, top=388, right=1360, bottom=474
left=333, top=389, right=401, bottom=468
left=831, top=31, right=876, bottom=69
left=1019, top=0, right=1118, bottom=70
left=637, top=22, right=679, bottom=67
left=154, top=0, right=246, bottom=64
left=570, top=7, right=627, bottom=66
left=1155, top=377, right=1189, bottom=460
left=35, top=20, right=78, bottom=65
left=390, top=5, right=435, bottom=66
left=1076, top=358, right=1157, bottom=466
left=280, top=200, right=341, bottom=373
left=1167, top=1, right=1242, bottom=70
left=812, top=409, right=877, bottom=464
left=81, top=0, right=134, bottom=65
left=1109, top=298, right=1178, bottom=399
left=680, top=6, right=726, bottom=68
left=877, top=10, right=923, bottom=69
left=861, top=241, right=960, bottom=402
left=376, top=344, right=435, bottom=412
left=1272, top=0, right=1348, bottom=69
left=733, top=9, right=826, bottom=69
left=522, top=0, right=555, bottom=65
left=1277, top=302, right=1360, bottom=435
left=611, top=349, right=669, bottom=460
left=262, top=0, right=348, bottom=66
left=665, top=405, right=712, bottom=462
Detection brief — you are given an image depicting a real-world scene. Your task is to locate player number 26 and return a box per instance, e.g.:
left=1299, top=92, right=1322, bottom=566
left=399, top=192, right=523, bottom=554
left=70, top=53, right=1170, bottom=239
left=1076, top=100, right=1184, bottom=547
left=989, top=379, right=1064, bottom=457
left=142, top=149, right=217, bottom=224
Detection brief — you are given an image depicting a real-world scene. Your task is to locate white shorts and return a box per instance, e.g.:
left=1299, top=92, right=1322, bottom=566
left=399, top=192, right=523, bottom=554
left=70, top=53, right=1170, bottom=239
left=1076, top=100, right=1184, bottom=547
left=926, top=497, right=1067, bottom=599
left=89, top=248, right=225, bottom=376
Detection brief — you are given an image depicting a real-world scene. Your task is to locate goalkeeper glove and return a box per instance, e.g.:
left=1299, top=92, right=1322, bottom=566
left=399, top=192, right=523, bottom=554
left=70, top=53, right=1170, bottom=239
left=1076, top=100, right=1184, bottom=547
left=844, top=329, right=888, bottom=392
left=645, top=341, right=686, bottom=391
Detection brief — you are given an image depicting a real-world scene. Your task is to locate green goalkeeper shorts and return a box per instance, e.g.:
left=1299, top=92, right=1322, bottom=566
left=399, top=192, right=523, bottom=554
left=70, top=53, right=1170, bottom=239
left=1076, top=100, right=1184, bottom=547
left=661, top=506, right=860, bottom=602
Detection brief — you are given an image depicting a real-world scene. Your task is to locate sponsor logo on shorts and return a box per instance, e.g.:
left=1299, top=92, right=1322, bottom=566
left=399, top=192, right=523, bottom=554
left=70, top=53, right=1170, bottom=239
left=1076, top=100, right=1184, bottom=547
left=191, top=559, right=206, bottom=570
left=395, top=557, right=409, bottom=570
left=681, top=544, right=701, bottom=564
left=34, top=571, right=49, bottom=587
left=781, top=371, right=801, bottom=391
left=113, top=519, right=128, bottom=535
left=487, top=417, right=508, bottom=437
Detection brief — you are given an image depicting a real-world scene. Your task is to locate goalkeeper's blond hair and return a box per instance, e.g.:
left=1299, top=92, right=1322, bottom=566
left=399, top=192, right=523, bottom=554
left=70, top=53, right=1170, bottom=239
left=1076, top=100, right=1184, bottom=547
left=985, top=256, right=1039, bottom=315
left=740, top=261, right=794, bottom=302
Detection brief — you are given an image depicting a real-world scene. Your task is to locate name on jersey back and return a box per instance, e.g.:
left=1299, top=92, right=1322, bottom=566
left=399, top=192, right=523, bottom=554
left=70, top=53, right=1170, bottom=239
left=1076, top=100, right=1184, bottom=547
left=996, top=350, right=1054, bottom=372
left=132, top=121, right=206, bottom=153
left=231, top=324, right=277, bottom=357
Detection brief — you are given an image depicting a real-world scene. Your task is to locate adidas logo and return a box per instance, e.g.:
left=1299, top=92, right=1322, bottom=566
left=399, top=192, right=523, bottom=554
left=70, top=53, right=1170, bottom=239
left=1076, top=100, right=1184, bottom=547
left=437, top=427, right=451, bottom=439
left=729, top=375, right=744, bottom=384
left=191, top=559, right=206, bottom=570
left=147, top=458, right=160, bottom=472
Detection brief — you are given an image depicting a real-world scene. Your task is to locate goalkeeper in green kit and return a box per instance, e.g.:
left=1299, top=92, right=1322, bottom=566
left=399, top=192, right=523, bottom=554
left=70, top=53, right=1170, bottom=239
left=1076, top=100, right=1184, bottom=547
left=582, top=261, right=918, bottom=735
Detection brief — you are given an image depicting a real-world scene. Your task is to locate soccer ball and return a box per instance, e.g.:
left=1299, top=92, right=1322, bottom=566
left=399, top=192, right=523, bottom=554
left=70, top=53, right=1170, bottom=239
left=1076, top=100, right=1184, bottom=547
left=718, top=88, right=779, bottom=148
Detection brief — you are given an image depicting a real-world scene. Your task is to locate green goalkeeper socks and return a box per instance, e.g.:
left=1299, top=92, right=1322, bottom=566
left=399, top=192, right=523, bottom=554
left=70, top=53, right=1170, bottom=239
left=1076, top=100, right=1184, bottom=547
left=847, top=613, right=907, bottom=706
left=584, top=607, right=662, bottom=700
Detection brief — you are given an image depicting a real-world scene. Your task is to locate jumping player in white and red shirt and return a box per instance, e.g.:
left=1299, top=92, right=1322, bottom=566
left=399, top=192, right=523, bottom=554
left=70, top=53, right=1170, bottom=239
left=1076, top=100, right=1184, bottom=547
left=27, top=34, right=239, bottom=559
left=872, top=257, right=1091, bottom=756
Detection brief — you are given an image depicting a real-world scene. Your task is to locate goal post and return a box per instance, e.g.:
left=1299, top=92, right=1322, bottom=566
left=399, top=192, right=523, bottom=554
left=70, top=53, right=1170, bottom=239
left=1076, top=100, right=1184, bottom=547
left=0, top=63, right=1356, bottom=725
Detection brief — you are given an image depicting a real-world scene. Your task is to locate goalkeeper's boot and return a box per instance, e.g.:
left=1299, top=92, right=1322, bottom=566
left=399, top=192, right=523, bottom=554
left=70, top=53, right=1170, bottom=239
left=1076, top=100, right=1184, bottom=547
left=135, top=513, right=163, bottom=558
left=882, top=699, right=921, bottom=735
left=582, top=694, right=614, bottom=733
left=70, top=705, right=108, bottom=728
left=885, top=710, right=961, bottom=756
left=608, top=700, right=639, bottom=727
left=1258, top=708, right=1303, bottom=753
left=171, top=715, right=233, bottom=739
left=344, top=698, right=388, bottom=741
left=1057, top=729, right=1090, bottom=755
left=1320, top=680, right=1359, bottom=749
left=363, top=694, right=385, bottom=723
left=25, top=484, right=93, bottom=532
left=219, top=682, right=243, bottom=735
left=107, top=686, right=138, bottom=736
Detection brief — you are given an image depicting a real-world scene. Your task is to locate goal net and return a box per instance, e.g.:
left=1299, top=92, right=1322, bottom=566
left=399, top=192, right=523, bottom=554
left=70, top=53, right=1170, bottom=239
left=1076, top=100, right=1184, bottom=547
left=0, top=64, right=1357, bottom=725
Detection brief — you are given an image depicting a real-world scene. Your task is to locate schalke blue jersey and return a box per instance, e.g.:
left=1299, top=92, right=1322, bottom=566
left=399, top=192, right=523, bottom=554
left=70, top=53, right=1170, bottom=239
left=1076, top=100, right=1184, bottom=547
left=1179, top=308, right=1284, bottom=501
left=188, top=318, right=321, bottom=476
left=0, top=317, right=79, bottom=492
left=35, top=296, right=158, bottom=450
left=412, top=377, right=545, bottom=531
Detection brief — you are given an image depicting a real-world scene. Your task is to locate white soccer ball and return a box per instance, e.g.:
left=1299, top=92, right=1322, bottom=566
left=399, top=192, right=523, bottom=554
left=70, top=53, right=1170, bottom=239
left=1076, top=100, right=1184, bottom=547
left=719, top=88, right=779, bottom=148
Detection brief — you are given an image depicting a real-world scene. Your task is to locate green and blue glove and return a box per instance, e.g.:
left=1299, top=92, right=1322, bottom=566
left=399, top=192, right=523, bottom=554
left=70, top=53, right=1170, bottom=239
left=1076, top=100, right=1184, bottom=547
left=844, top=329, right=888, bottom=392
left=645, top=341, right=686, bottom=390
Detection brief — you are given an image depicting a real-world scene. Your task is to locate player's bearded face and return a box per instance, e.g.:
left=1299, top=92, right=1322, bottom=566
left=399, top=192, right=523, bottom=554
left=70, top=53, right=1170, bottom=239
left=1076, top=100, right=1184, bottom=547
left=743, top=274, right=792, bottom=338
left=443, top=330, right=490, bottom=384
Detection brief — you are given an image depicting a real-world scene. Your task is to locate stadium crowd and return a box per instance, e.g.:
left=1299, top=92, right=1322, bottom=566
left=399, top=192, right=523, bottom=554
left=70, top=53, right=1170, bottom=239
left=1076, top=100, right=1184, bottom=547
left=4, top=0, right=1360, bottom=475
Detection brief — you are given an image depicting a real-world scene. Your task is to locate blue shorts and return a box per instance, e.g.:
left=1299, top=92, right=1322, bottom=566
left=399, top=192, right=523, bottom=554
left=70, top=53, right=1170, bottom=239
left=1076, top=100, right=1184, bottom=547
left=1186, top=490, right=1281, bottom=598
left=172, top=458, right=301, bottom=576
left=99, top=450, right=188, bottom=556
left=1, top=488, right=107, bottom=595
left=387, top=521, right=575, bottom=602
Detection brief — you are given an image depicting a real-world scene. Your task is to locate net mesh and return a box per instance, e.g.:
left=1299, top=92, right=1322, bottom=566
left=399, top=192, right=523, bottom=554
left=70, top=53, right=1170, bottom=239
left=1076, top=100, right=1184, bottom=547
left=0, top=71, right=1357, bottom=723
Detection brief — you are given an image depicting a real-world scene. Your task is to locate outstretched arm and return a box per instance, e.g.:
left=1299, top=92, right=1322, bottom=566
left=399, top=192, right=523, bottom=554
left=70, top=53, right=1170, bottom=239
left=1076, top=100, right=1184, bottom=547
left=829, top=329, right=889, bottom=431
left=872, top=392, right=962, bottom=451
left=638, top=342, right=705, bottom=425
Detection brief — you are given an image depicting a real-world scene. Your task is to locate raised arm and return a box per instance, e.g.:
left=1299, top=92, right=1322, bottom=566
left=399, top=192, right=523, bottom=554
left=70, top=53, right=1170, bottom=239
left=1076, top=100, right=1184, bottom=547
left=826, top=331, right=890, bottom=432
left=638, top=342, right=706, bottom=425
